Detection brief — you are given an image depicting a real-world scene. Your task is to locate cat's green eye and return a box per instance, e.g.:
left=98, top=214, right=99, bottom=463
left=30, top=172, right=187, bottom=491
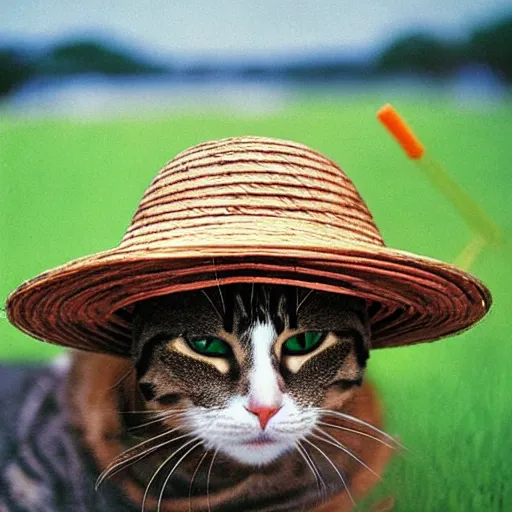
left=282, top=331, right=325, bottom=355
left=188, top=337, right=230, bottom=357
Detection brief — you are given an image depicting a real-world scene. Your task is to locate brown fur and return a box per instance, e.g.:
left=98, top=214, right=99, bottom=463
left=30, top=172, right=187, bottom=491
left=67, top=351, right=393, bottom=511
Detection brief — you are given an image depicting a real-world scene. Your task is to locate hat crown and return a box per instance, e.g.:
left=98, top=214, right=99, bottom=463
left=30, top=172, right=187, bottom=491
left=120, top=136, right=384, bottom=251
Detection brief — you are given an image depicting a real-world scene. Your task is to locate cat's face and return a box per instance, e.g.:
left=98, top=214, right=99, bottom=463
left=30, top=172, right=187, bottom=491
left=132, top=285, right=369, bottom=467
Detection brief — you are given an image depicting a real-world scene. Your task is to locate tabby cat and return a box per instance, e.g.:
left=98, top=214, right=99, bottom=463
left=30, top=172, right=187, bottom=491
left=0, top=284, right=394, bottom=511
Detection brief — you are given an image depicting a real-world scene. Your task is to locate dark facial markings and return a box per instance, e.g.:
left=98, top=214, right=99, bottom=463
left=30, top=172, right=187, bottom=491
left=336, top=328, right=369, bottom=367
left=131, top=284, right=370, bottom=410
left=280, top=333, right=366, bottom=406
left=139, top=342, right=241, bottom=408
left=221, top=284, right=293, bottom=337
left=138, top=382, right=156, bottom=401
left=157, top=393, right=183, bottom=406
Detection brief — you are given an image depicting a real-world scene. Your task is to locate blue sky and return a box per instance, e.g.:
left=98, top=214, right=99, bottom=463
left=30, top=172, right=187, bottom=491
left=2, top=0, right=511, bottom=61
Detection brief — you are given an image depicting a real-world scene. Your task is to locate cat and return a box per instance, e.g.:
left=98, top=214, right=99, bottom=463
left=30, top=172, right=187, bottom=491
left=0, top=284, right=394, bottom=511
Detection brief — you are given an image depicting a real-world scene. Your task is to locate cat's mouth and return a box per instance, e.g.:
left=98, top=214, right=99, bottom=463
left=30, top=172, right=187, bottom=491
left=240, top=434, right=277, bottom=446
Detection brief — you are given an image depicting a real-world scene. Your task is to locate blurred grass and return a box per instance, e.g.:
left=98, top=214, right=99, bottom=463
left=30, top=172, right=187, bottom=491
left=1, top=94, right=511, bottom=510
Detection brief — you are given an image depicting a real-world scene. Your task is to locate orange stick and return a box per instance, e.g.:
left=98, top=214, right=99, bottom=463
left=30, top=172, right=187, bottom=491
left=377, top=103, right=424, bottom=159
left=376, top=103, right=503, bottom=248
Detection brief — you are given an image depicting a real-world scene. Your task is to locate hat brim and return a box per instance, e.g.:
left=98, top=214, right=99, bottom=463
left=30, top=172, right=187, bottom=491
left=6, top=240, right=491, bottom=356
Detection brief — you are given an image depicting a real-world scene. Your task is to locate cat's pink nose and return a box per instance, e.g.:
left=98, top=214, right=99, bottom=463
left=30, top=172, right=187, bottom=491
left=246, top=404, right=281, bottom=429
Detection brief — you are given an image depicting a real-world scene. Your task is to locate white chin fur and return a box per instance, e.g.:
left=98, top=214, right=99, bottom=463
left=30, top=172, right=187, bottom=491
left=221, top=441, right=294, bottom=466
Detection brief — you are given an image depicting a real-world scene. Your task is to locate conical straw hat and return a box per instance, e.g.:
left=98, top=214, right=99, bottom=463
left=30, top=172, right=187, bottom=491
left=7, top=136, right=491, bottom=355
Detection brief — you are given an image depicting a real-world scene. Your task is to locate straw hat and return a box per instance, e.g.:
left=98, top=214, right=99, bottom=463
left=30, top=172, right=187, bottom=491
left=7, top=136, right=491, bottom=355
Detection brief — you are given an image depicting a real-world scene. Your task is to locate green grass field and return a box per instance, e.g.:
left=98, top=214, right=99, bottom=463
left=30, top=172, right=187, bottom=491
left=1, top=94, right=512, bottom=510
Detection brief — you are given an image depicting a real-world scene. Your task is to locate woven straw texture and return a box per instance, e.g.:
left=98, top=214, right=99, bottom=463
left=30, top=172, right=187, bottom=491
left=7, top=136, right=491, bottom=355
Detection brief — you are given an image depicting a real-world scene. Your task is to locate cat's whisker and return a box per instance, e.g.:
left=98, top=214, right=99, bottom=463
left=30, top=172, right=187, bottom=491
left=311, top=428, right=380, bottom=480
left=301, top=437, right=355, bottom=507
left=98, top=438, right=173, bottom=486
left=318, top=420, right=397, bottom=450
left=188, top=451, right=209, bottom=512
left=107, top=365, right=135, bottom=391
left=235, top=294, right=248, bottom=317
left=118, top=427, right=182, bottom=461
left=157, top=440, right=203, bottom=512
left=128, top=418, right=168, bottom=433
left=295, top=442, right=321, bottom=494
left=206, top=448, right=219, bottom=512
left=263, top=285, right=270, bottom=305
left=297, top=289, right=314, bottom=313
left=120, top=408, right=188, bottom=414
left=201, top=289, right=222, bottom=322
left=212, top=258, right=225, bottom=314
left=318, top=408, right=405, bottom=449
left=142, top=436, right=199, bottom=512
left=128, top=410, right=189, bottom=432
left=296, top=440, right=327, bottom=501
left=96, top=428, right=186, bottom=488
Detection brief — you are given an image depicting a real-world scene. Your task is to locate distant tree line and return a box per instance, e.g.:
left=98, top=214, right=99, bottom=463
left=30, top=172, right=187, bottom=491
left=0, top=41, right=167, bottom=97
left=375, top=16, right=512, bottom=81
left=1, top=14, right=511, bottom=97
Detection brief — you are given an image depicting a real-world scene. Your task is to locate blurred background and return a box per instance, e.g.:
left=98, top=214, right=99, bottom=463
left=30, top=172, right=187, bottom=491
left=1, top=1, right=511, bottom=510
